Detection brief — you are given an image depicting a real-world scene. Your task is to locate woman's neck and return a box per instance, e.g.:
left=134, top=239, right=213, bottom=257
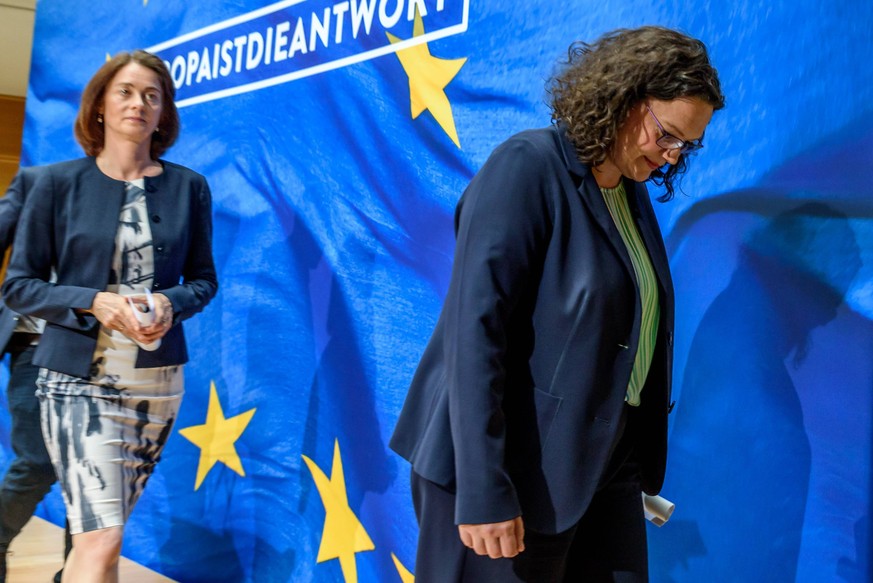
left=95, top=141, right=161, bottom=182
left=592, top=157, right=622, bottom=189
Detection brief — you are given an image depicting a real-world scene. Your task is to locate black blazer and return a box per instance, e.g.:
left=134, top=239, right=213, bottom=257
left=390, top=125, right=675, bottom=534
left=2, top=157, right=218, bottom=378
left=0, top=167, right=34, bottom=352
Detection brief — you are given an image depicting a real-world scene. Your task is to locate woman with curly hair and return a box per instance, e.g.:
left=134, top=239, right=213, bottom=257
left=390, top=26, right=724, bottom=581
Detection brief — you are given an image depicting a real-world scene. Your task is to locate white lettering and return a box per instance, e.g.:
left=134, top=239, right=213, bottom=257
left=379, top=0, right=403, bottom=30
left=246, top=31, right=264, bottom=70
left=219, top=39, right=234, bottom=76
left=274, top=21, right=290, bottom=62
left=185, top=50, right=199, bottom=86
left=310, top=8, right=331, bottom=52
left=212, top=44, right=220, bottom=79
left=289, top=17, right=308, bottom=57
left=333, top=2, right=349, bottom=43
left=350, top=0, right=377, bottom=39
left=156, top=0, right=462, bottom=98
left=233, top=35, right=247, bottom=72
left=265, top=27, right=274, bottom=65
left=407, top=0, right=427, bottom=20
left=170, top=56, right=185, bottom=88
left=196, top=47, right=212, bottom=83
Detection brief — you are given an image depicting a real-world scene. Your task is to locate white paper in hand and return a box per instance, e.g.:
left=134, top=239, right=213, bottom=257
left=642, top=494, right=675, bottom=527
left=127, top=288, right=161, bottom=351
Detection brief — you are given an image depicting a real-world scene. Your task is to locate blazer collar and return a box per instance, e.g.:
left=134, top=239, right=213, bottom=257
left=625, top=179, right=673, bottom=297
left=553, top=123, right=589, bottom=179
left=143, top=160, right=167, bottom=194
left=87, top=156, right=165, bottom=194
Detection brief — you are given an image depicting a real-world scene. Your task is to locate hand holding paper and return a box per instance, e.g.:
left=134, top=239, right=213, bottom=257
left=127, top=288, right=161, bottom=351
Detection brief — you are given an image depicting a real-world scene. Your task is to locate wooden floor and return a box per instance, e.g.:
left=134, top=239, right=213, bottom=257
left=7, top=516, right=176, bottom=582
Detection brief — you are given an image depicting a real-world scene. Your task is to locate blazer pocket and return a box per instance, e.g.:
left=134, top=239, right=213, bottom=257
left=533, top=388, right=562, bottom=451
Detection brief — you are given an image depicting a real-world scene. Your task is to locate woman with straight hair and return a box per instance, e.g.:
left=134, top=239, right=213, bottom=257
left=3, top=50, right=217, bottom=582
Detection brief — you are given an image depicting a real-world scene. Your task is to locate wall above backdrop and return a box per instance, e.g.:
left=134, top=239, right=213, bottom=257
left=0, top=0, right=35, bottom=97
left=0, top=0, right=35, bottom=187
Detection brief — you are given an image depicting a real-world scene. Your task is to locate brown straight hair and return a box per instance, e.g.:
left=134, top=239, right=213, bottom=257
left=74, top=50, right=179, bottom=159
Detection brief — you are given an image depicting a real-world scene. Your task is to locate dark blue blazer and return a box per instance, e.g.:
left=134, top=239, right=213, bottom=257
left=390, top=125, right=675, bottom=534
left=0, top=167, right=35, bottom=352
left=2, top=157, right=218, bottom=378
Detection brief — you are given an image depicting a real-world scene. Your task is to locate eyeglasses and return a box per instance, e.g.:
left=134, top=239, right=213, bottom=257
left=645, top=104, right=704, bottom=155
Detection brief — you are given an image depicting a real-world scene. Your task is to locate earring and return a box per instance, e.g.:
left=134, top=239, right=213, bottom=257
left=97, top=113, right=103, bottom=123
left=154, top=127, right=160, bottom=134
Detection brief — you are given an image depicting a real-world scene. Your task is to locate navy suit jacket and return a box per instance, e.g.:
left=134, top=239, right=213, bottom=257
left=2, top=157, right=218, bottom=378
left=390, top=125, right=675, bottom=534
left=0, top=167, right=35, bottom=352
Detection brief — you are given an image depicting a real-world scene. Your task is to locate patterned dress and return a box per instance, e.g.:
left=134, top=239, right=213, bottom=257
left=36, top=180, right=183, bottom=534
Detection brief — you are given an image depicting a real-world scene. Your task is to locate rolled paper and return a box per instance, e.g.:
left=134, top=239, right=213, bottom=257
left=126, top=287, right=161, bottom=351
left=642, top=494, right=675, bottom=527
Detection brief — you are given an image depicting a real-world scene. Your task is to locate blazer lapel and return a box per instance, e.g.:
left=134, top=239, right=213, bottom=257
left=554, top=125, right=636, bottom=280
left=578, top=178, right=637, bottom=280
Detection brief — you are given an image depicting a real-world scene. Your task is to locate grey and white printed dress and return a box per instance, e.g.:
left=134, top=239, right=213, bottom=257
left=36, top=179, right=184, bottom=534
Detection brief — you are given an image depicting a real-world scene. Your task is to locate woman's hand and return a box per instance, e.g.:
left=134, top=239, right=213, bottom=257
left=128, top=292, right=174, bottom=344
left=89, top=291, right=141, bottom=335
left=90, top=291, right=174, bottom=345
left=458, top=516, right=525, bottom=559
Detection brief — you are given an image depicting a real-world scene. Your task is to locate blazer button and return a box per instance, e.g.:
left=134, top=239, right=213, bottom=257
left=152, top=215, right=161, bottom=223
left=156, top=246, right=164, bottom=253
left=154, top=282, right=161, bottom=289
left=667, top=332, right=674, bottom=346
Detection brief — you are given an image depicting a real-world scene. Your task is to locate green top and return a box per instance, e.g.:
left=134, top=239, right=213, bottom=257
left=600, top=182, right=660, bottom=406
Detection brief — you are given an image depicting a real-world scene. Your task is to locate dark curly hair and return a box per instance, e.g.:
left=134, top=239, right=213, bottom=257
left=75, top=50, right=179, bottom=160
left=548, top=26, right=725, bottom=201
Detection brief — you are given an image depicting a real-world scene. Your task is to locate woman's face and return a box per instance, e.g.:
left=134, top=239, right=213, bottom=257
left=605, top=97, right=714, bottom=184
left=99, top=62, right=163, bottom=150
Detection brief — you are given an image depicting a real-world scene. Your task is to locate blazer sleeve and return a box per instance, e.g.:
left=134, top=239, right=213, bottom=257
left=2, top=169, right=100, bottom=330
left=444, top=135, right=554, bottom=525
left=0, top=168, right=30, bottom=251
left=160, top=175, right=218, bottom=323
left=0, top=168, right=30, bottom=346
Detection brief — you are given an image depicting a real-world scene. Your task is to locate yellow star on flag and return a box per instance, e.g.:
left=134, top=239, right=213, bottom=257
left=302, top=439, right=375, bottom=583
left=387, top=10, right=467, bottom=147
left=391, top=553, right=415, bottom=583
left=178, top=381, right=256, bottom=490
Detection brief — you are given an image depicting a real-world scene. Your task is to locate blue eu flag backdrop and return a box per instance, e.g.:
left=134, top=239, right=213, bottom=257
left=5, top=1, right=873, bottom=581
